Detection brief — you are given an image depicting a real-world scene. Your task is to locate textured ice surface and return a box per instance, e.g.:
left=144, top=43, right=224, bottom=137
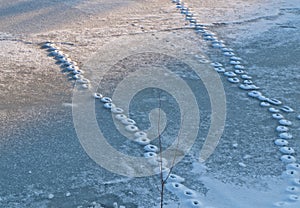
left=1, top=0, right=300, bottom=207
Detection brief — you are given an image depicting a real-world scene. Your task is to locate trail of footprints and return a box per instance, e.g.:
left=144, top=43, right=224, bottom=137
left=93, top=92, right=206, bottom=208
left=41, top=0, right=300, bottom=207
left=41, top=42, right=91, bottom=89
left=170, top=0, right=300, bottom=207
left=41, top=43, right=208, bottom=207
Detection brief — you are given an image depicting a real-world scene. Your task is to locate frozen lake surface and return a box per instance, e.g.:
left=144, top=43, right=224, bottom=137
left=0, top=0, right=300, bottom=207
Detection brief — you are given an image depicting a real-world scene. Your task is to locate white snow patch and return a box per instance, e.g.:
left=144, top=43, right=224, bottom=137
left=199, top=176, right=300, bottom=208
left=238, top=162, right=247, bottom=168
left=191, top=162, right=208, bottom=175
left=48, top=194, right=54, bottom=199
left=62, top=102, right=77, bottom=107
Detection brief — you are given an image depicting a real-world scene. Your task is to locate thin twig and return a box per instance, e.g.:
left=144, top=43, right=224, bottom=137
left=158, top=92, right=185, bottom=208
left=157, top=93, right=164, bottom=208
